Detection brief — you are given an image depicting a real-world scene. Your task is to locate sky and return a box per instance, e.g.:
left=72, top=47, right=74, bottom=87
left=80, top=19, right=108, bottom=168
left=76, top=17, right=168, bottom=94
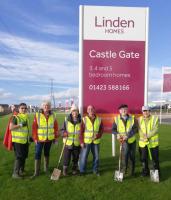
left=0, top=0, right=171, bottom=107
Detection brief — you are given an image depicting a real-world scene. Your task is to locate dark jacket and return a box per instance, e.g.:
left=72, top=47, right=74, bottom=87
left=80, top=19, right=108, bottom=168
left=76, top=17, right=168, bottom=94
left=61, top=113, right=82, bottom=136
left=112, top=114, right=138, bottom=138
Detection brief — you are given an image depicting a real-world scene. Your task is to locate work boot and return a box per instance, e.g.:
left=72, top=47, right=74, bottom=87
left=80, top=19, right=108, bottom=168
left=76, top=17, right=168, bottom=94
left=141, top=168, right=149, bottom=177
left=72, top=165, right=78, bottom=175
left=31, top=160, right=41, bottom=179
left=153, top=161, right=160, bottom=171
left=141, top=162, right=149, bottom=177
left=12, top=160, right=22, bottom=179
left=63, top=166, right=68, bottom=176
left=44, top=156, right=49, bottom=174
left=19, top=169, right=26, bottom=177
left=19, top=159, right=26, bottom=176
left=93, top=170, right=100, bottom=176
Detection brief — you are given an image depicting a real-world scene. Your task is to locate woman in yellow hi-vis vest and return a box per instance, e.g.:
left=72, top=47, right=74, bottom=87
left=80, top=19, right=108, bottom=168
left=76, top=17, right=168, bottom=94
left=112, top=104, right=138, bottom=176
left=138, top=105, right=160, bottom=177
left=61, top=104, right=81, bottom=176
left=32, top=101, right=58, bottom=178
left=10, top=103, right=29, bottom=179
left=79, top=105, right=103, bottom=176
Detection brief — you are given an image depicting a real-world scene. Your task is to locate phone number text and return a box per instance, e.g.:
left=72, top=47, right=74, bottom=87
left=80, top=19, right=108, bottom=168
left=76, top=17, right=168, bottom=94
left=88, top=84, right=130, bottom=91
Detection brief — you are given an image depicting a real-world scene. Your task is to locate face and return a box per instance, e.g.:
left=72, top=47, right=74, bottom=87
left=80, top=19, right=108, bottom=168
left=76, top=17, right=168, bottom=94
left=43, top=103, right=51, bottom=113
left=142, top=110, right=150, bottom=118
left=87, top=105, right=95, bottom=117
left=71, top=110, right=78, bottom=119
left=119, top=107, right=128, bottom=116
left=19, top=106, right=27, bottom=114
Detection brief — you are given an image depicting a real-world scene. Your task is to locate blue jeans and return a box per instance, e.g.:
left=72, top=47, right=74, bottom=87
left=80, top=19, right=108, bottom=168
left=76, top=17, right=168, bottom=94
left=35, top=141, right=52, bottom=160
left=79, top=143, right=100, bottom=173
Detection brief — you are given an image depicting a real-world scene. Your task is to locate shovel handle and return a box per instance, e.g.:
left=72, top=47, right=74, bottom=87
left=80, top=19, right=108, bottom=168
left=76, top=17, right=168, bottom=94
left=57, top=138, right=67, bottom=168
left=147, top=144, right=152, bottom=161
left=118, top=143, right=123, bottom=172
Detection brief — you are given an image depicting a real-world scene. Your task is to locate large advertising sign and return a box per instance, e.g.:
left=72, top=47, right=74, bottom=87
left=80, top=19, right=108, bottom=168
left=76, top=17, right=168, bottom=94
left=163, top=67, right=171, bottom=93
left=79, top=6, right=149, bottom=132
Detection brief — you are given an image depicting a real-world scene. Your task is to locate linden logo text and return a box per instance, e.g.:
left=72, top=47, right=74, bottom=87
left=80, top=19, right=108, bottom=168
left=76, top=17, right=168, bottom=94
left=95, top=16, right=135, bottom=34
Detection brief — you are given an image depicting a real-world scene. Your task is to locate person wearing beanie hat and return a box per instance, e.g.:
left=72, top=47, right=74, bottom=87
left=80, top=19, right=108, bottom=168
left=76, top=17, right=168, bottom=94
left=112, top=104, right=138, bottom=176
left=138, top=105, right=160, bottom=177
left=61, top=104, right=81, bottom=176
left=118, top=104, right=128, bottom=110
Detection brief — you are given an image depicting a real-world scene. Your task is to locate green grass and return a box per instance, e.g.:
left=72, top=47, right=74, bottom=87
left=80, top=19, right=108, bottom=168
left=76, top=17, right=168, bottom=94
left=0, top=114, right=171, bottom=200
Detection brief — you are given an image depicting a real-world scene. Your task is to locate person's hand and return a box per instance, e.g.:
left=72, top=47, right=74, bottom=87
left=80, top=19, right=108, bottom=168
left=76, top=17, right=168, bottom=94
left=123, top=135, right=128, bottom=141
left=80, top=143, right=85, bottom=148
left=92, top=134, right=97, bottom=141
left=119, top=138, right=124, bottom=144
left=53, top=139, right=58, bottom=145
left=19, top=123, right=23, bottom=127
left=143, top=134, right=148, bottom=142
left=144, top=137, right=148, bottom=142
left=117, top=134, right=121, bottom=140
left=117, top=135, right=124, bottom=144
left=34, top=140, right=38, bottom=145
left=19, top=121, right=27, bottom=127
left=143, top=133, right=147, bottom=137
left=63, top=132, right=68, bottom=137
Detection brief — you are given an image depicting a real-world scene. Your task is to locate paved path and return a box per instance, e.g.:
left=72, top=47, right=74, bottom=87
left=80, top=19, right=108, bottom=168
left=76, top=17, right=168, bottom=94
left=158, top=113, right=171, bottom=125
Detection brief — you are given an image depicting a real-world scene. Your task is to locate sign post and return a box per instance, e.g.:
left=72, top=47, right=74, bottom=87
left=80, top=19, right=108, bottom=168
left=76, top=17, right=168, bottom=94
left=79, top=6, right=149, bottom=156
left=160, top=67, right=171, bottom=123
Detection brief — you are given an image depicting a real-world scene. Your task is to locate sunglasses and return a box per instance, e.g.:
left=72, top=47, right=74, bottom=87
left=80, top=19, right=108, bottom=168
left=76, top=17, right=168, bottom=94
left=20, top=107, right=27, bottom=110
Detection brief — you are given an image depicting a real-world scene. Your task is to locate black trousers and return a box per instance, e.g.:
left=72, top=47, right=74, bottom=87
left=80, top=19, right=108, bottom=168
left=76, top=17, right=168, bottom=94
left=13, top=142, right=29, bottom=171
left=123, top=141, right=136, bottom=168
left=63, top=145, right=80, bottom=168
left=139, top=146, right=160, bottom=171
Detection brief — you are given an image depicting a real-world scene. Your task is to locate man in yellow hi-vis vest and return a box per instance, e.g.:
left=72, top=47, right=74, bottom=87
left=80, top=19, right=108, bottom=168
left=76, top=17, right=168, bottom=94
left=10, top=103, right=29, bottom=179
left=79, top=105, right=103, bottom=176
left=138, top=105, right=160, bottom=177
left=61, top=104, right=81, bottom=176
left=112, top=104, right=138, bottom=176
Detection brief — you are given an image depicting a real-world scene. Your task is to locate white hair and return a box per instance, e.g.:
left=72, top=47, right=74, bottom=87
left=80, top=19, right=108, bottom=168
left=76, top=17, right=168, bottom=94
left=41, top=100, right=51, bottom=108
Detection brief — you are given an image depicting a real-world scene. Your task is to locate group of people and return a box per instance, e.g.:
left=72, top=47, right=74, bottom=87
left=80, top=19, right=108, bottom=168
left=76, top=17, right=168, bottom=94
left=6, top=100, right=160, bottom=179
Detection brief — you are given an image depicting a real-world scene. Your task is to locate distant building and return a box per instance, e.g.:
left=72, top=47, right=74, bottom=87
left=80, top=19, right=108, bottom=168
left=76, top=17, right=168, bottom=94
left=0, top=104, right=11, bottom=116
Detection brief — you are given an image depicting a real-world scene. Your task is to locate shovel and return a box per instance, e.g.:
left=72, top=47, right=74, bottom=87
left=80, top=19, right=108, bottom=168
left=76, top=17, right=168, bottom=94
left=51, top=139, right=67, bottom=181
left=114, top=142, right=124, bottom=182
left=147, top=144, right=159, bottom=183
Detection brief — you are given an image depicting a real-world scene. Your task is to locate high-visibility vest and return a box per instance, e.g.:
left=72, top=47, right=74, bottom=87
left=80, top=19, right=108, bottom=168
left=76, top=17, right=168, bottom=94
left=36, top=112, right=55, bottom=141
left=83, top=116, right=101, bottom=144
left=114, top=115, right=136, bottom=144
left=138, top=115, right=159, bottom=148
left=64, top=117, right=80, bottom=146
left=11, top=113, right=29, bottom=144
